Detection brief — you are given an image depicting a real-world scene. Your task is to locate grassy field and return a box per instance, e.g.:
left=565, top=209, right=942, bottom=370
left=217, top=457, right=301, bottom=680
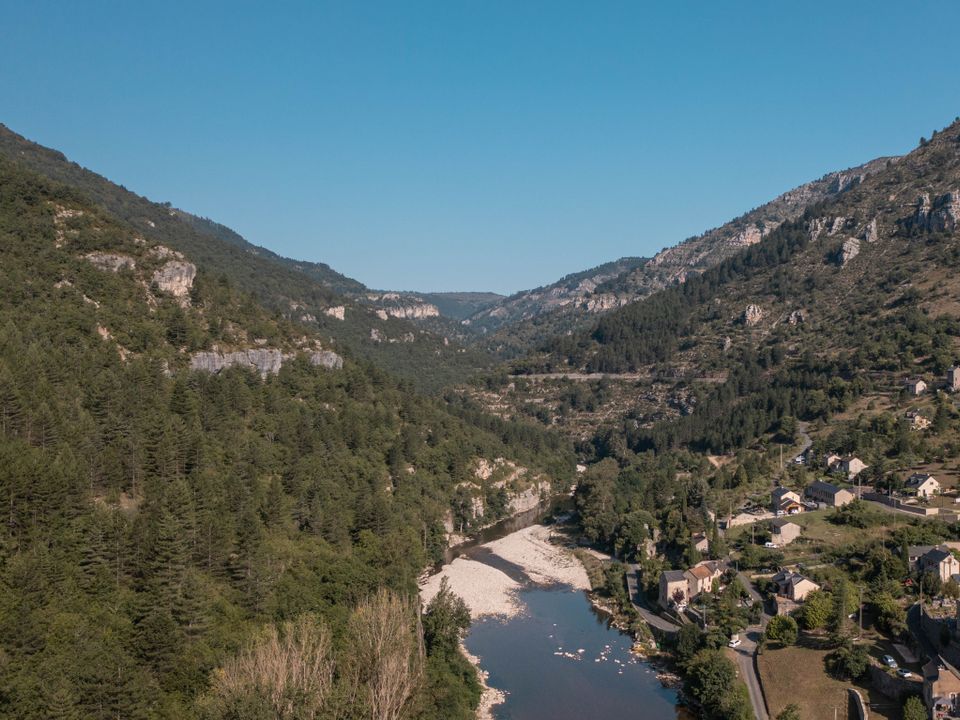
left=758, top=640, right=901, bottom=720
left=758, top=643, right=851, bottom=719
left=727, top=507, right=900, bottom=566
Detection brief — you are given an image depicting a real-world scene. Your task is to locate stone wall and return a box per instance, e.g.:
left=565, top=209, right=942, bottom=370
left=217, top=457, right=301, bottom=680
left=868, top=664, right=920, bottom=701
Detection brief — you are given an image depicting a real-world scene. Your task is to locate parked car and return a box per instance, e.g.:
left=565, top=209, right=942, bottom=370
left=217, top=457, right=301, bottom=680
left=896, top=668, right=913, bottom=678
left=728, top=635, right=742, bottom=648
left=882, top=655, right=898, bottom=668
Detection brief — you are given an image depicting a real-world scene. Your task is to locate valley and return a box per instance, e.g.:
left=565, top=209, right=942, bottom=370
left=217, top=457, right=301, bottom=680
left=3, top=112, right=960, bottom=720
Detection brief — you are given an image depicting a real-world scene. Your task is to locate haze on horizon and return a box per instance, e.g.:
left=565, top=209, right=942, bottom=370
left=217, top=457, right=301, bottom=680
left=3, top=1, right=960, bottom=294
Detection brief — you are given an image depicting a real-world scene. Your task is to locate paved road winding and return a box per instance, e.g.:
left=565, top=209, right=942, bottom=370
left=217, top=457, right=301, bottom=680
left=734, top=572, right=771, bottom=720
left=626, top=564, right=681, bottom=634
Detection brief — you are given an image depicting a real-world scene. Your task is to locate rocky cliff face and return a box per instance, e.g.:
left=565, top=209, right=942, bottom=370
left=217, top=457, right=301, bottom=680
left=189, top=348, right=285, bottom=377
left=189, top=347, right=344, bottom=377
left=362, top=293, right=441, bottom=320
left=152, top=260, right=197, bottom=303
left=912, top=190, right=960, bottom=232
left=309, top=350, right=344, bottom=370
left=85, top=252, right=136, bottom=272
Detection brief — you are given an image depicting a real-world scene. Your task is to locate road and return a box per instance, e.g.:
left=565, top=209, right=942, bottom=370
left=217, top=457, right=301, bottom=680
left=626, top=564, right=681, bottom=634
left=796, top=420, right=812, bottom=458
left=734, top=572, right=771, bottom=720
left=733, top=631, right=768, bottom=720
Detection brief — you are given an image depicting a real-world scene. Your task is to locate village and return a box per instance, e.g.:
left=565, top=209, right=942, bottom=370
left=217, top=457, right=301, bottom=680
left=632, top=366, right=960, bottom=720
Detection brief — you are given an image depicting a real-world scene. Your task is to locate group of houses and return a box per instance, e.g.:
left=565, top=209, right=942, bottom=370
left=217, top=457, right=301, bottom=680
left=658, top=560, right=725, bottom=610
left=905, top=365, right=960, bottom=397
left=771, top=480, right=857, bottom=512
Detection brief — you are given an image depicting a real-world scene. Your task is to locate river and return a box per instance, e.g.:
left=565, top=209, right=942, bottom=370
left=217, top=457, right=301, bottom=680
left=432, top=502, right=683, bottom=720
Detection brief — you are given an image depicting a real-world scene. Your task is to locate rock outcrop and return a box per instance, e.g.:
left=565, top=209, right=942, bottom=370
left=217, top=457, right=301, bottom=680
left=309, top=350, right=343, bottom=370
left=788, top=309, right=807, bottom=325
left=151, top=260, right=196, bottom=301
left=324, top=306, right=345, bottom=321
left=85, top=252, right=136, bottom=272
left=914, top=190, right=960, bottom=232
left=863, top=217, right=879, bottom=243
left=742, top=304, right=764, bottom=326
left=838, top=237, right=861, bottom=266
left=189, top=349, right=284, bottom=377
left=582, top=294, right=629, bottom=313
left=379, top=304, right=440, bottom=320
left=729, top=224, right=764, bottom=247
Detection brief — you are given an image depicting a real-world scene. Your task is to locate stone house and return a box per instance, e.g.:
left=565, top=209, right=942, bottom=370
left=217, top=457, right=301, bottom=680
left=659, top=570, right=689, bottom=609
left=771, top=487, right=803, bottom=514
left=658, top=560, right=725, bottom=608
left=837, top=456, right=868, bottom=480
left=924, top=658, right=960, bottom=719
left=770, top=519, right=802, bottom=546
left=691, top=532, right=710, bottom=554
left=920, top=547, right=960, bottom=583
left=947, top=366, right=960, bottom=392
left=805, top=480, right=855, bottom=507
left=948, top=366, right=960, bottom=392
left=771, top=570, right=820, bottom=602
left=905, top=473, right=941, bottom=499
left=823, top=453, right=842, bottom=470
left=906, top=378, right=929, bottom=396
left=684, top=560, right=723, bottom=597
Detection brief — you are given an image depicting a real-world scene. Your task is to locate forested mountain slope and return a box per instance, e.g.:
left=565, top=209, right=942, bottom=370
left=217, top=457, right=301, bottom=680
left=466, top=156, right=892, bottom=360
left=0, top=157, right=575, bottom=719
left=0, top=124, right=493, bottom=391
left=467, top=121, right=960, bottom=459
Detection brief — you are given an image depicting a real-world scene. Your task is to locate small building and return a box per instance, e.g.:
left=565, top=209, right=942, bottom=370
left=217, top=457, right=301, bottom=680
left=823, top=453, right=842, bottom=471
left=923, top=658, right=960, bottom=719
left=906, top=410, right=932, bottom=431
left=659, top=570, right=688, bottom=609
left=948, top=366, right=960, bottom=393
left=920, top=546, right=960, bottom=583
left=771, top=570, right=820, bottom=602
left=905, top=473, right=941, bottom=499
left=770, top=519, right=802, bottom=546
left=691, top=532, right=710, bottom=554
left=805, top=480, right=855, bottom=507
left=684, top=560, right=724, bottom=597
left=837, top=456, right=868, bottom=480
left=906, top=378, right=929, bottom=396
left=771, top=487, right=803, bottom=515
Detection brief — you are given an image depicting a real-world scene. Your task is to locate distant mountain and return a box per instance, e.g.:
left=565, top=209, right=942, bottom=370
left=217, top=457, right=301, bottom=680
left=463, top=256, right=649, bottom=356
left=0, top=123, right=492, bottom=391
left=465, top=155, right=894, bottom=359
left=418, top=291, right=504, bottom=320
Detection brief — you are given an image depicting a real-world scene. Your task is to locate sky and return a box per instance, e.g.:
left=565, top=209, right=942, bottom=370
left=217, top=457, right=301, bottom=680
left=3, top=1, right=960, bottom=294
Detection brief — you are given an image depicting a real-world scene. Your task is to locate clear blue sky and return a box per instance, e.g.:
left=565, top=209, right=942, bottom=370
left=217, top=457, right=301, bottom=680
left=3, top=1, right=959, bottom=294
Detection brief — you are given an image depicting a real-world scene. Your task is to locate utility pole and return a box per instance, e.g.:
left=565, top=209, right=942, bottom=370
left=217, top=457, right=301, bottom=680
left=858, top=585, right=863, bottom=639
